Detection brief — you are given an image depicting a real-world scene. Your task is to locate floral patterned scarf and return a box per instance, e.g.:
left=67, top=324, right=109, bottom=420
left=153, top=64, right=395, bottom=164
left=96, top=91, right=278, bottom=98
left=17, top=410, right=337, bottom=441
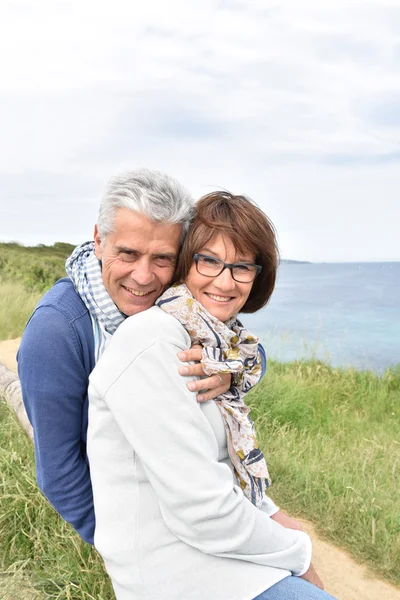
left=156, top=283, right=271, bottom=507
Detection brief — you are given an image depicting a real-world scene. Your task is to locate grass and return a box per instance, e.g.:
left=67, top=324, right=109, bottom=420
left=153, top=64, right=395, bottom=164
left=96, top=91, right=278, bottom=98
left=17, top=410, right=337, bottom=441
left=0, top=396, right=115, bottom=600
left=248, top=360, right=400, bottom=586
left=0, top=242, right=74, bottom=341
left=0, top=282, right=41, bottom=340
left=0, top=242, right=74, bottom=294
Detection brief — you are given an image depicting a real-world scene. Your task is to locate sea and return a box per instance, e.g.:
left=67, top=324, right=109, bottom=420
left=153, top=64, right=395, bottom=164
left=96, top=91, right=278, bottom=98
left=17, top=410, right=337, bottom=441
left=240, top=262, right=400, bottom=373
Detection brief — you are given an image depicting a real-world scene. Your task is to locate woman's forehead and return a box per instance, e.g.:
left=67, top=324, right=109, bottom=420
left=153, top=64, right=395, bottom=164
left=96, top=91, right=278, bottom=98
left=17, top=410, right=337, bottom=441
left=199, top=232, right=255, bottom=261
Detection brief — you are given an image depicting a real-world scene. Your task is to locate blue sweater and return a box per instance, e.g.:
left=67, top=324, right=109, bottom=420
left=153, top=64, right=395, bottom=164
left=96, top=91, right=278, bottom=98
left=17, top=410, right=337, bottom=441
left=18, top=278, right=96, bottom=543
left=17, top=278, right=267, bottom=545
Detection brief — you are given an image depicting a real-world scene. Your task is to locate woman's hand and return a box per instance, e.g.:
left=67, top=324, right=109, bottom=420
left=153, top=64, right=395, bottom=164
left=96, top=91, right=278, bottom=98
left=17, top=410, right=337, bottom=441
left=270, top=510, right=303, bottom=531
left=300, top=563, right=324, bottom=590
left=271, top=511, right=324, bottom=590
left=177, top=345, right=231, bottom=402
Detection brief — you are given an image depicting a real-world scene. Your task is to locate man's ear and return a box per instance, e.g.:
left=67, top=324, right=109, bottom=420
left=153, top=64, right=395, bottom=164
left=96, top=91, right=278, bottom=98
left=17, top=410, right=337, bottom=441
left=93, top=225, right=102, bottom=260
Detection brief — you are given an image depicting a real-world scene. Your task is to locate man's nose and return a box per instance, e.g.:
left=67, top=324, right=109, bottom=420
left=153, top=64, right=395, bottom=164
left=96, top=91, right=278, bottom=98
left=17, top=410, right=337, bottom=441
left=129, top=258, right=154, bottom=286
left=214, top=266, right=236, bottom=290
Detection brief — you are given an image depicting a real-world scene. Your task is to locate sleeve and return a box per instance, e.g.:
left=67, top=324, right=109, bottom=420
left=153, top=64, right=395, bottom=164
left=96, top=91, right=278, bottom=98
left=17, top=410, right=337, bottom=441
left=100, top=335, right=311, bottom=575
left=18, top=306, right=95, bottom=544
left=258, top=343, right=267, bottom=378
left=261, top=495, right=280, bottom=517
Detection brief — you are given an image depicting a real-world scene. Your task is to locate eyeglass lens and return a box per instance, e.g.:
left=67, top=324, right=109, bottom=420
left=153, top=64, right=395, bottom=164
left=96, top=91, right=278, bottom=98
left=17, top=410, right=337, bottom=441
left=196, top=255, right=258, bottom=282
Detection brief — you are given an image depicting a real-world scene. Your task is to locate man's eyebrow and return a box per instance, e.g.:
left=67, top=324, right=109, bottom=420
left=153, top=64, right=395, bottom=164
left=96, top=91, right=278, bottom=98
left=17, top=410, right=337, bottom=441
left=114, top=246, right=141, bottom=254
left=153, top=252, right=178, bottom=260
left=114, top=246, right=177, bottom=259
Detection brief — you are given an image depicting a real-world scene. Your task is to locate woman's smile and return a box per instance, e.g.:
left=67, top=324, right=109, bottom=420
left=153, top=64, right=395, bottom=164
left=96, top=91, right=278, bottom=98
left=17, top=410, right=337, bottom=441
left=204, top=292, right=234, bottom=303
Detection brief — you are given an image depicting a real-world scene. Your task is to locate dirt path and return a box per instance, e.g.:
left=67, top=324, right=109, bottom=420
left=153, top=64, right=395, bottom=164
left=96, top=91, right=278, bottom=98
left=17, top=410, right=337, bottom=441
left=1, top=338, right=399, bottom=600
left=300, top=521, right=400, bottom=600
left=0, top=338, right=19, bottom=373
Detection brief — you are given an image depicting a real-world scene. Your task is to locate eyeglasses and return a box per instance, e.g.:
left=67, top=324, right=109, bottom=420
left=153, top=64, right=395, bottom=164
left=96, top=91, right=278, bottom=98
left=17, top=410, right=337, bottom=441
left=193, top=253, right=262, bottom=283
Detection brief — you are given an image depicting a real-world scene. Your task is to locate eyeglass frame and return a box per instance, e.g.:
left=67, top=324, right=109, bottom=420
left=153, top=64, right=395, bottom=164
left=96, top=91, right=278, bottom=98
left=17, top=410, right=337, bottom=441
left=193, top=253, right=262, bottom=283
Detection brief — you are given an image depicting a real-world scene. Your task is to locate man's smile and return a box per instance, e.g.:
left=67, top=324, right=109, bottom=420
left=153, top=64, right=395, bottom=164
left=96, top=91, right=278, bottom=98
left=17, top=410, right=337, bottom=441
left=122, top=285, right=155, bottom=298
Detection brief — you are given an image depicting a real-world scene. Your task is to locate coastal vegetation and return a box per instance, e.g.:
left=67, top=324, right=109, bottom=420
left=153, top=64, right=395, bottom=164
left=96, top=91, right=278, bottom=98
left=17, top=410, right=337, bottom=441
left=0, top=242, right=74, bottom=292
left=249, top=361, right=400, bottom=585
left=0, top=241, right=399, bottom=598
left=0, top=242, right=74, bottom=340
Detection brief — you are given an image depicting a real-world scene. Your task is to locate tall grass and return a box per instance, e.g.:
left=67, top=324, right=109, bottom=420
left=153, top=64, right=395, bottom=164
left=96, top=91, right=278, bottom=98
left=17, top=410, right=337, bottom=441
left=0, top=397, right=115, bottom=600
left=0, top=282, right=41, bottom=340
left=248, top=360, right=400, bottom=585
left=0, top=242, right=74, bottom=341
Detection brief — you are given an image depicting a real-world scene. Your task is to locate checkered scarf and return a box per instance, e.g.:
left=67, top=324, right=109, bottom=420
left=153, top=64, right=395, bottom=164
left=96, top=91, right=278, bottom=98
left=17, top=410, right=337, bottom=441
left=156, top=283, right=271, bottom=507
left=65, top=241, right=126, bottom=362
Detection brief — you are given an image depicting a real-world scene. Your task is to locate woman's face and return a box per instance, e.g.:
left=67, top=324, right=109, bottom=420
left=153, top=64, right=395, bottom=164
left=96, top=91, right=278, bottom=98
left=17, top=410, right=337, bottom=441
left=185, top=233, right=255, bottom=321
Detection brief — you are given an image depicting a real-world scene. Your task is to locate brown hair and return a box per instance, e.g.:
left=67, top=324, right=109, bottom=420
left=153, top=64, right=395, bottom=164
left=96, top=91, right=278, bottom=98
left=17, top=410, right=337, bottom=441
left=174, top=191, right=280, bottom=313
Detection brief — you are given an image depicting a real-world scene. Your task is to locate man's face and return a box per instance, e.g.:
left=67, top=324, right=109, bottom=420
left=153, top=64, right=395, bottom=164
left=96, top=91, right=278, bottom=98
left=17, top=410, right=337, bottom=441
left=94, top=208, right=182, bottom=316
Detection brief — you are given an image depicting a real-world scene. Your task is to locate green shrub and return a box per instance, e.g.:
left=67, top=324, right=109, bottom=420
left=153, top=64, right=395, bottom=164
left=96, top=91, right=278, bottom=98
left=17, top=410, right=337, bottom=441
left=0, top=242, right=76, bottom=339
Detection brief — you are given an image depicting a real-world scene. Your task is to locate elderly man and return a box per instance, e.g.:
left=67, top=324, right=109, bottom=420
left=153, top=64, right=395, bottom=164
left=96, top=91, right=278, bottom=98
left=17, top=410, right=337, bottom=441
left=18, top=168, right=260, bottom=545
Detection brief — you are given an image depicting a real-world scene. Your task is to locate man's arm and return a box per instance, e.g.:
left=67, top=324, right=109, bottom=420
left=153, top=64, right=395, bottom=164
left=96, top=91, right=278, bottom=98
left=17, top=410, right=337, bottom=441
left=258, top=342, right=267, bottom=376
left=18, top=306, right=95, bottom=544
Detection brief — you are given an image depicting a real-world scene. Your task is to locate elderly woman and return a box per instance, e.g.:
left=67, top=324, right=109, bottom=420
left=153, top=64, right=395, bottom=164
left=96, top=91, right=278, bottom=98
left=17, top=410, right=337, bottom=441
left=88, top=192, right=336, bottom=600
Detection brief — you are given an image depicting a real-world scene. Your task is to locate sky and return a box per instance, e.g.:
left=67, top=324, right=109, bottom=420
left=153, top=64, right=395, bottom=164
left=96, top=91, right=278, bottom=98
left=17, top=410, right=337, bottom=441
left=0, top=0, right=399, bottom=262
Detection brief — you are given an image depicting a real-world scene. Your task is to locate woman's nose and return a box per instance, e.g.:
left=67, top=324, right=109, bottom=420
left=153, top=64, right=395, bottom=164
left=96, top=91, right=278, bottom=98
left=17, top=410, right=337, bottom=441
left=214, top=266, right=236, bottom=290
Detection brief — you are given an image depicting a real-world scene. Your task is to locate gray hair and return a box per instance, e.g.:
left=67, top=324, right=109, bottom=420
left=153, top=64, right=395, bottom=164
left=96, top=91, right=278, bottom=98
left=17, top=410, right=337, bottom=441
left=97, top=168, right=195, bottom=243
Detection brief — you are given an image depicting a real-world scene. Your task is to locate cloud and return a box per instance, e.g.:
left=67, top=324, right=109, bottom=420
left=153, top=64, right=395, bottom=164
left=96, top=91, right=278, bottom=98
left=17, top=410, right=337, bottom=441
left=320, top=151, right=400, bottom=166
left=365, top=95, right=400, bottom=128
left=0, top=0, right=399, bottom=260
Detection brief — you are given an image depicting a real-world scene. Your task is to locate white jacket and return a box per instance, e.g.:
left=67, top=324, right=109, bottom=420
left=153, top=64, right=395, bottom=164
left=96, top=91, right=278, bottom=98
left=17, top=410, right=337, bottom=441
left=88, top=306, right=312, bottom=600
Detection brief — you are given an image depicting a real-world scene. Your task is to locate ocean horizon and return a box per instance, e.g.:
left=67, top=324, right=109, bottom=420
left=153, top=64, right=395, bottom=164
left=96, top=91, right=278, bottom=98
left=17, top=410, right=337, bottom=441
left=241, top=261, right=400, bottom=373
